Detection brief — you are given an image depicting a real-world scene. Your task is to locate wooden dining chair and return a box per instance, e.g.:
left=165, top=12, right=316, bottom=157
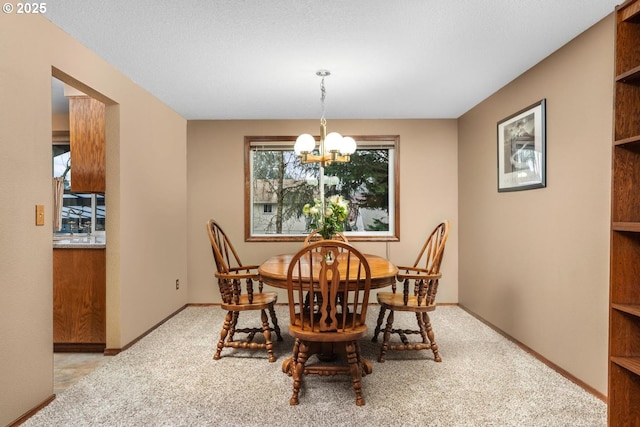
left=286, top=240, right=372, bottom=406
left=372, top=220, right=450, bottom=363
left=206, top=219, right=283, bottom=362
left=302, top=229, right=349, bottom=246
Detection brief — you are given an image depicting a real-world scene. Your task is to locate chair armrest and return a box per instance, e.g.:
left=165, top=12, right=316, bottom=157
left=229, top=265, right=260, bottom=271
left=396, top=266, right=441, bottom=281
left=215, top=268, right=260, bottom=280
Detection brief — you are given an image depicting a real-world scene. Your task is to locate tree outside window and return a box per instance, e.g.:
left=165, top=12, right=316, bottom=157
left=245, top=135, right=399, bottom=242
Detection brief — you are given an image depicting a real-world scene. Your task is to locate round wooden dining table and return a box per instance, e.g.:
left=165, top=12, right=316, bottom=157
left=259, top=251, right=398, bottom=376
left=258, top=252, right=398, bottom=290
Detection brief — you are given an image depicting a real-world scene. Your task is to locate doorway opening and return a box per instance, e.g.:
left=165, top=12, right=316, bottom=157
left=50, top=71, right=116, bottom=356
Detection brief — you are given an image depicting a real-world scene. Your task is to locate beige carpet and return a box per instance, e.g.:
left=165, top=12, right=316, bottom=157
left=24, top=305, right=606, bottom=426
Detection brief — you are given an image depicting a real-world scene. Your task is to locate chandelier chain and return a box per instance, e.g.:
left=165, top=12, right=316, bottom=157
left=320, top=76, right=326, bottom=121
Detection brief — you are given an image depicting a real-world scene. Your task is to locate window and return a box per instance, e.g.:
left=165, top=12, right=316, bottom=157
left=53, top=137, right=106, bottom=235
left=245, top=135, right=399, bottom=242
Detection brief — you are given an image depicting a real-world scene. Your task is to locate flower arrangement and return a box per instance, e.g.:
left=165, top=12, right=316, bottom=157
left=303, top=195, right=349, bottom=240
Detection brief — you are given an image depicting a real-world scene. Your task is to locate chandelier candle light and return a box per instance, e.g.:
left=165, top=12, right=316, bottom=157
left=294, top=70, right=356, bottom=236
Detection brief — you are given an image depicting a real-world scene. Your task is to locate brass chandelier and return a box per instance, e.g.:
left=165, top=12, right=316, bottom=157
left=293, top=70, right=356, bottom=166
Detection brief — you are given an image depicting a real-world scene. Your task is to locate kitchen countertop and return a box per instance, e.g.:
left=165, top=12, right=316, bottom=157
left=53, top=235, right=106, bottom=249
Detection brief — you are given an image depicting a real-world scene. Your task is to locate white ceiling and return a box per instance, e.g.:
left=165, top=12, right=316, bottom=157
left=46, top=0, right=619, bottom=120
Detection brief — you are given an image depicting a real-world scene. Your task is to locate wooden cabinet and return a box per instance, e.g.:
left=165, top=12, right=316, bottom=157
left=609, top=1, right=640, bottom=424
left=53, top=248, right=106, bottom=352
left=69, top=96, right=105, bottom=193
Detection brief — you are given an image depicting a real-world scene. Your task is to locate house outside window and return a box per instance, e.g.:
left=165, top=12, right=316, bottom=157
left=245, top=135, right=399, bottom=242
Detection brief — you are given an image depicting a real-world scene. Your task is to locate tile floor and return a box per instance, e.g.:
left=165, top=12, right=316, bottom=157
left=54, top=353, right=110, bottom=395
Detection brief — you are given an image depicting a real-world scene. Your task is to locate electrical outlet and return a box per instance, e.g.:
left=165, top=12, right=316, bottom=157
left=175, top=279, right=180, bottom=290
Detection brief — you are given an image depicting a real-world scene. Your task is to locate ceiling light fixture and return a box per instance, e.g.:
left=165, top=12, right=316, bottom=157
left=294, top=70, right=356, bottom=166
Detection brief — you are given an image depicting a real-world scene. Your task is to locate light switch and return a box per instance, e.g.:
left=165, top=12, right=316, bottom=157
left=35, top=204, right=45, bottom=226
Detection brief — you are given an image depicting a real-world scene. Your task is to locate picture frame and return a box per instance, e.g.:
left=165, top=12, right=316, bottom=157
left=497, top=99, right=546, bottom=192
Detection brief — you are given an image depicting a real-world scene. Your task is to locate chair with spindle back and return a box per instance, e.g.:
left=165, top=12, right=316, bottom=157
left=206, top=219, right=282, bottom=362
left=286, top=240, right=372, bottom=406
left=372, top=221, right=450, bottom=362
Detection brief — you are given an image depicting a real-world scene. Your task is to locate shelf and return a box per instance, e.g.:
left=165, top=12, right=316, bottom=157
left=617, top=65, right=640, bottom=83
left=614, top=135, right=640, bottom=146
left=620, top=0, right=640, bottom=22
left=612, top=356, right=640, bottom=376
left=612, top=303, right=640, bottom=317
left=613, top=222, right=640, bottom=232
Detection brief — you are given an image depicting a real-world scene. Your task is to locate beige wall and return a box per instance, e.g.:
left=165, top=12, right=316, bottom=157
left=458, top=15, right=613, bottom=394
left=1, top=12, right=188, bottom=426
left=52, top=112, right=70, bottom=131
left=187, top=119, right=459, bottom=304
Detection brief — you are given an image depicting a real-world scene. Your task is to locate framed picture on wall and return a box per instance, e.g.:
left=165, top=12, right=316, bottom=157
left=497, top=99, right=546, bottom=192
